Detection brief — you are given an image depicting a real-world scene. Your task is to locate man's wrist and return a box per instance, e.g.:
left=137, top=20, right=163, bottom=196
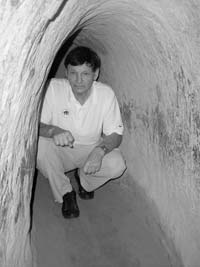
left=48, top=126, right=64, bottom=138
left=95, top=144, right=109, bottom=155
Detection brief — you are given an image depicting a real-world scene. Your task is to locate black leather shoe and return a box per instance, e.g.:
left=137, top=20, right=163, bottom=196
left=62, top=190, right=80, bottom=218
left=79, top=186, right=94, bottom=200
left=74, top=170, right=94, bottom=200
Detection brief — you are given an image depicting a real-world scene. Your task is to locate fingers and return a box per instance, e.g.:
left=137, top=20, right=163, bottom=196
left=83, top=159, right=102, bottom=175
left=66, top=132, right=74, bottom=147
left=83, top=165, right=99, bottom=175
left=53, top=131, right=74, bottom=147
left=83, top=149, right=104, bottom=175
left=83, top=162, right=99, bottom=175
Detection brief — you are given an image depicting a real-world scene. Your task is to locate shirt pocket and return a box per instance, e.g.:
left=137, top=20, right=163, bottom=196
left=53, top=106, right=72, bottom=129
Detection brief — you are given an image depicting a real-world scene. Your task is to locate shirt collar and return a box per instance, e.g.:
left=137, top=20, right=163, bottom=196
left=67, top=80, right=97, bottom=107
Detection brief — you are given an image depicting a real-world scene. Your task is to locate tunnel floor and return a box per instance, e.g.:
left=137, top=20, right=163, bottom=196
left=32, top=171, right=177, bottom=267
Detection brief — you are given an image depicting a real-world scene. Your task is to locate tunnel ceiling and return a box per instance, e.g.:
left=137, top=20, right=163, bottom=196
left=54, top=0, right=196, bottom=136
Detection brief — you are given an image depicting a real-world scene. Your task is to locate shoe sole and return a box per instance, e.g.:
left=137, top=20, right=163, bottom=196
left=62, top=211, right=80, bottom=219
left=79, top=193, right=94, bottom=200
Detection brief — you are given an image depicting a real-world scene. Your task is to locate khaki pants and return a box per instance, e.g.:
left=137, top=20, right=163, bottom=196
left=37, top=137, right=126, bottom=203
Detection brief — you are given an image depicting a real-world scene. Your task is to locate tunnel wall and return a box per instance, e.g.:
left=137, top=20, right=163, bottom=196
left=0, top=1, right=88, bottom=266
left=55, top=1, right=200, bottom=266
left=1, top=0, right=200, bottom=266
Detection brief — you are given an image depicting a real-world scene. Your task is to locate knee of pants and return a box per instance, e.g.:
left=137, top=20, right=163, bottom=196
left=37, top=137, right=57, bottom=166
left=105, top=152, right=127, bottom=178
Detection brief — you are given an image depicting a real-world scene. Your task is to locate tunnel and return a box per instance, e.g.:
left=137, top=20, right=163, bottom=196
left=1, top=1, right=200, bottom=267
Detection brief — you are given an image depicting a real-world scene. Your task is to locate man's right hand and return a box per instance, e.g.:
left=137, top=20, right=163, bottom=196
left=52, top=130, right=74, bottom=147
left=39, top=123, right=74, bottom=147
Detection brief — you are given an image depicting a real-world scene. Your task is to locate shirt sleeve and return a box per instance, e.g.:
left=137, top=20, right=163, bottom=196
left=102, top=93, right=124, bottom=136
left=40, top=80, right=54, bottom=124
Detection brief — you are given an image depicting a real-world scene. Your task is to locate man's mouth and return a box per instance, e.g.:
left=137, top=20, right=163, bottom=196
left=75, top=85, right=84, bottom=89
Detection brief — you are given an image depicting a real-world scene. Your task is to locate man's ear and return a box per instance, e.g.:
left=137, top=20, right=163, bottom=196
left=65, top=69, right=68, bottom=78
left=94, top=68, right=100, bottom=81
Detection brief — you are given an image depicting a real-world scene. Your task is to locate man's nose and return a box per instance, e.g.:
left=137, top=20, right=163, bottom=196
left=76, top=73, right=82, bottom=83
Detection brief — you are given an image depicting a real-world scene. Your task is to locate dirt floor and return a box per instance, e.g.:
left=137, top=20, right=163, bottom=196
left=31, top=171, right=182, bottom=267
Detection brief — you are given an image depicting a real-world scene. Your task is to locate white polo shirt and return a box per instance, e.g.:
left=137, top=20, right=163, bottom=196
left=41, top=78, right=124, bottom=145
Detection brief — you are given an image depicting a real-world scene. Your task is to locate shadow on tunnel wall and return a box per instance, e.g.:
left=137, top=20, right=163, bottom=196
left=29, top=29, right=82, bottom=232
left=30, top=170, right=38, bottom=232
left=47, top=29, right=81, bottom=79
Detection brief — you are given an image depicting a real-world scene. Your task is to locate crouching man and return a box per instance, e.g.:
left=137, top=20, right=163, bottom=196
left=37, top=46, right=126, bottom=218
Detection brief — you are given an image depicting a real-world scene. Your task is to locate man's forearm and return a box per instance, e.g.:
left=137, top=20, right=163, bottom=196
left=39, top=122, right=64, bottom=138
left=96, top=133, right=123, bottom=154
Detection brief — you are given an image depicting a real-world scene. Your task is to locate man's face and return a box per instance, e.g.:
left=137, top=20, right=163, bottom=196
left=66, top=63, right=99, bottom=98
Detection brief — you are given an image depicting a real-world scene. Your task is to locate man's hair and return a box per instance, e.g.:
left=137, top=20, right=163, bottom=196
left=64, top=46, right=101, bottom=72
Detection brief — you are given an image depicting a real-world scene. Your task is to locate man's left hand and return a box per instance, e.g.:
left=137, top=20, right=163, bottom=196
left=83, top=147, right=105, bottom=175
